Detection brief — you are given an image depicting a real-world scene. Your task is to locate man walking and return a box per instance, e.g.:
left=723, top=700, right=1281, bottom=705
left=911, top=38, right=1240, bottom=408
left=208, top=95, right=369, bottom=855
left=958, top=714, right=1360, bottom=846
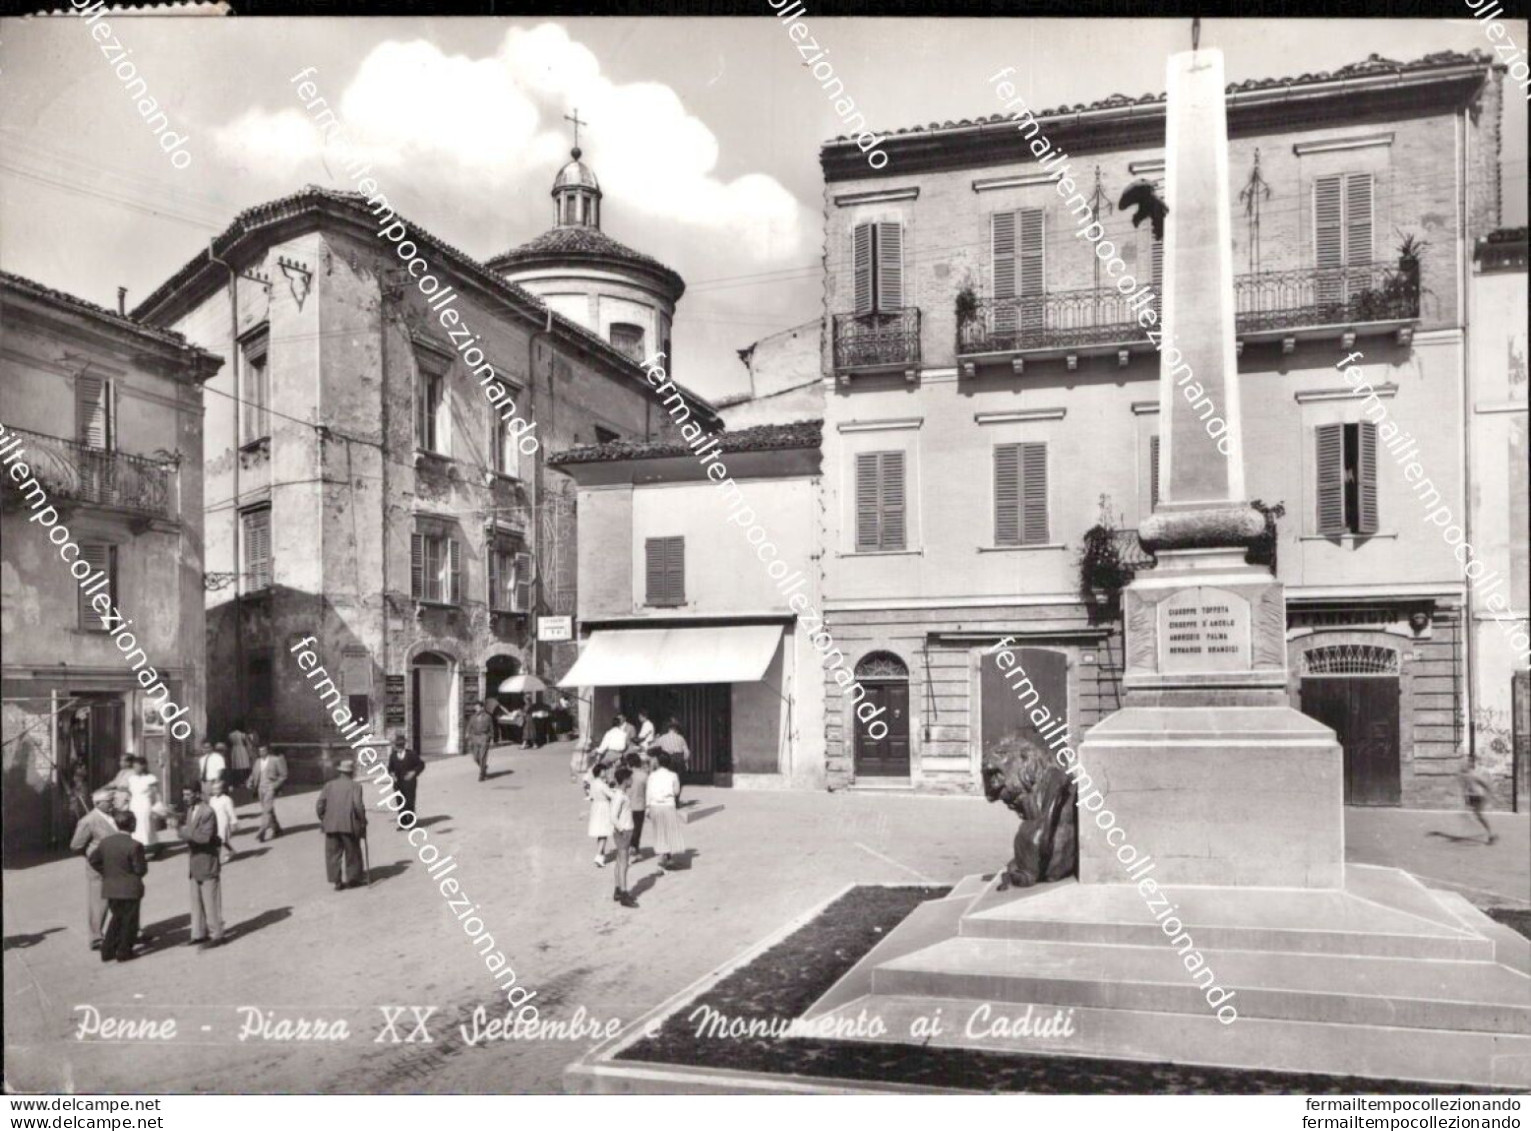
left=197, top=742, right=226, bottom=786
left=386, top=732, right=426, bottom=825
left=250, top=745, right=288, bottom=841
left=181, top=782, right=225, bottom=948
left=466, top=703, right=495, bottom=782
left=317, top=759, right=368, bottom=890
left=89, top=812, right=146, bottom=963
left=69, top=788, right=120, bottom=951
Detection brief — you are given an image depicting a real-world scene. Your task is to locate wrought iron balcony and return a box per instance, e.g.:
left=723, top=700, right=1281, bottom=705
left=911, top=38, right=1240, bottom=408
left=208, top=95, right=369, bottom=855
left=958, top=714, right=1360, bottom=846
left=832, top=308, right=921, bottom=382
left=3, top=427, right=177, bottom=520
left=958, top=261, right=1421, bottom=370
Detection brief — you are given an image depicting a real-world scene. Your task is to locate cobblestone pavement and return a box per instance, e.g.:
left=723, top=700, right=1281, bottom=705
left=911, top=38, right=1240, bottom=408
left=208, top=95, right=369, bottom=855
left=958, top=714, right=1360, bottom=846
left=4, top=741, right=1525, bottom=1094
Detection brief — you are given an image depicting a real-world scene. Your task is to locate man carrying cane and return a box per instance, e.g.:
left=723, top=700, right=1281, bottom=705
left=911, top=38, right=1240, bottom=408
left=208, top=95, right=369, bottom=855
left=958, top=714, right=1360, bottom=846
left=316, top=759, right=368, bottom=891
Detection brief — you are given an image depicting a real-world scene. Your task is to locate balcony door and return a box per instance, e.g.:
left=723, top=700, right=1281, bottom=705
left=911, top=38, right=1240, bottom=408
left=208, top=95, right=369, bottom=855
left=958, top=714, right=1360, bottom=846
left=75, top=374, right=114, bottom=504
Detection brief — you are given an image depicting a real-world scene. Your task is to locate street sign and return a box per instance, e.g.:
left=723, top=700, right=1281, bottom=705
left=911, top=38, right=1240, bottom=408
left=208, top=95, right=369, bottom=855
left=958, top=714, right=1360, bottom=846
left=538, top=615, right=573, bottom=642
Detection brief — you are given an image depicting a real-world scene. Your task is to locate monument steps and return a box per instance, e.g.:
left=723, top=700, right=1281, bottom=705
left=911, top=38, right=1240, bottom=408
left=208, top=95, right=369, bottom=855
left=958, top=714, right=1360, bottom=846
left=806, top=993, right=1531, bottom=1089
left=868, top=935, right=1531, bottom=1034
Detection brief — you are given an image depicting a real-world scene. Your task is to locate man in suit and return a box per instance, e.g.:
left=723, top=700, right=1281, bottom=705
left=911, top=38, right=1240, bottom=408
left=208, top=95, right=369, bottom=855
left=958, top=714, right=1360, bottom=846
left=70, top=788, right=121, bottom=951
left=386, top=732, right=425, bottom=824
left=181, top=782, right=225, bottom=948
left=249, top=745, right=288, bottom=841
left=89, top=812, right=146, bottom=962
left=316, top=759, right=367, bottom=890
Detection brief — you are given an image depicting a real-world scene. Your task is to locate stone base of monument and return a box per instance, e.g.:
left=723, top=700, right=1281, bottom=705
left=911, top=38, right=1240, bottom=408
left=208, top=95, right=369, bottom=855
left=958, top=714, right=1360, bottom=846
left=800, top=865, right=1531, bottom=1088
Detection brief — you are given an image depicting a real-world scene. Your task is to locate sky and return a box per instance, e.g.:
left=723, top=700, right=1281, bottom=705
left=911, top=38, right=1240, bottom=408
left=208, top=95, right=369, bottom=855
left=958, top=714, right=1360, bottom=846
left=1, top=16, right=1525, bottom=404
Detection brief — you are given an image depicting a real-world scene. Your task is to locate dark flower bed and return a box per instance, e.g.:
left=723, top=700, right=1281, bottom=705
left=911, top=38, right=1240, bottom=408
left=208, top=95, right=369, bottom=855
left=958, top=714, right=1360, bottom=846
left=618, top=884, right=1522, bottom=1094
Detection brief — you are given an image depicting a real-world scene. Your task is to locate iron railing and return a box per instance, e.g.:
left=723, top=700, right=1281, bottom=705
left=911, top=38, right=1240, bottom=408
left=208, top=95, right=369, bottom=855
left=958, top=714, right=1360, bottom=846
left=832, top=308, right=921, bottom=372
left=958, top=262, right=1420, bottom=357
left=4, top=427, right=176, bottom=519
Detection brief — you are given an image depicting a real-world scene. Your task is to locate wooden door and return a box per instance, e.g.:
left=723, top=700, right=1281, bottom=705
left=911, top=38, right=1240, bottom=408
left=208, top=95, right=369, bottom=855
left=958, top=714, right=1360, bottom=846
left=84, top=696, right=124, bottom=787
left=1300, top=677, right=1400, bottom=806
left=855, top=682, right=910, bottom=777
left=413, top=666, right=453, bottom=756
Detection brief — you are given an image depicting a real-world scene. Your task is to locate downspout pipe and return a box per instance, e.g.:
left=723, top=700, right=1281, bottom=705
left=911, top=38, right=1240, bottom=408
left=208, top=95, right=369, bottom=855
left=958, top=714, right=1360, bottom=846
left=208, top=241, right=244, bottom=733
left=526, top=307, right=554, bottom=690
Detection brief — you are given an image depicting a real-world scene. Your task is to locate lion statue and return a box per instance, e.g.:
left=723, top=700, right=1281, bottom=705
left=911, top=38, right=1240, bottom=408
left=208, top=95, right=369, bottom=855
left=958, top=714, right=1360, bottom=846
left=981, top=737, right=1078, bottom=890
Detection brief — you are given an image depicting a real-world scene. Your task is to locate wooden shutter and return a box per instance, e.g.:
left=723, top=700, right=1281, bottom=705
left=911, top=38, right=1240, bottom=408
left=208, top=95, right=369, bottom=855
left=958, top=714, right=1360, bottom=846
left=514, top=551, right=532, bottom=612
left=1018, top=209, right=1045, bottom=336
left=994, top=444, right=1020, bottom=545
left=1150, top=237, right=1164, bottom=319
left=855, top=453, right=881, bottom=551
left=880, top=451, right=906, bottom=550
left=242, top=509, right=271, bottom=590
left=78, top=543, right=112, bottom=629
left=665, top=536, right=685, bottom=605
left=76, top=375, right=109, bottom=449
left=448, top=537, right=462, bottom=604
left=853, top=223, right=874, bottom=316
left=411, top=532, right=425, bottom=599
left=876, top=222, right=903, bottom=313
left=1150, top=435, right=1161, bottom=511
left=1315, top=423, right=1346, bottom=535
left=645, top=538, right=666, bottom=606
left=1356, top=421, right=1379, bottom=535
left=1345, top=173, right=1373, bottom=266
left=1020, top=442, right=1049, bottom=545
left=1314, top=175, right=1344, bottom=271
left=992, top=212, right=1017, bottom=301
left=487, top=544, right=501, bottom=610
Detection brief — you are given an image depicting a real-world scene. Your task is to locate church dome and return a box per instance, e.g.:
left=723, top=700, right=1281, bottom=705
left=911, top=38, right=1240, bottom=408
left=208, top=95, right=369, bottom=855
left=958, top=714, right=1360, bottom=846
left=554, top=147, right=600, bottom=193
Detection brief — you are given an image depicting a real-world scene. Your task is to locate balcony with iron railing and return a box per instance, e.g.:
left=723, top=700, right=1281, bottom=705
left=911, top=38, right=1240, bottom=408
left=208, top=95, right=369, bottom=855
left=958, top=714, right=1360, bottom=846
left=957, top=261, right=1421, bottom=375
left=831, top=308, right=921, bottom=383
left=0, top=427, right=178, bottom=522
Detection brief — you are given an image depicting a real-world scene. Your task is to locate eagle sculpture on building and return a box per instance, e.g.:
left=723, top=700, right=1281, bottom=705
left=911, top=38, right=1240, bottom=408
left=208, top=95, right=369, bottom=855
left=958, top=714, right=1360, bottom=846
left=1119, top=179, right=1169, bottom=241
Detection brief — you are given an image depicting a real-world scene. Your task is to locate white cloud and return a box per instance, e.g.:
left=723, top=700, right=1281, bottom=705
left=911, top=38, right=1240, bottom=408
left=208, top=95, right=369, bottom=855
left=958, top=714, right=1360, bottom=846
left=213, top=23, right=807, bottom=260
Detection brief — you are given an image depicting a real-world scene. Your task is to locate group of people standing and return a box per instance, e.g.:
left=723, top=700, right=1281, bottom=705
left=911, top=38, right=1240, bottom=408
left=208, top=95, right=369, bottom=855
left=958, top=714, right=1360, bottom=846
left=581, top=711, right=692, bottom=909
left=66, top=733, right=269, bottom=961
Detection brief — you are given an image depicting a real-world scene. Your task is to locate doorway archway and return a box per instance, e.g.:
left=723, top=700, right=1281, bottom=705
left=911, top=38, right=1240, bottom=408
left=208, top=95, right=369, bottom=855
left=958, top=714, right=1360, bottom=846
left=853, top=650, right=910, bottom=778
left=411, top=651, right=456, bottom=756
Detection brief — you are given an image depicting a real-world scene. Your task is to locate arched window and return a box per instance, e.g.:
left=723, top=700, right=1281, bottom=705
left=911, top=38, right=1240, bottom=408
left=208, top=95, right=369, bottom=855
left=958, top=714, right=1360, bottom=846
left=855, top=650, right=909, bottom=681
left=1301, top=644, right=1399, bottom=676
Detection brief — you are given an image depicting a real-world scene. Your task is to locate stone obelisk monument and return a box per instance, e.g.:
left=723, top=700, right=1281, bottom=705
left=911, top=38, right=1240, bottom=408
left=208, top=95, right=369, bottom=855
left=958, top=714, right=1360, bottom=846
left=1076, top=46, right=1343, bottom=888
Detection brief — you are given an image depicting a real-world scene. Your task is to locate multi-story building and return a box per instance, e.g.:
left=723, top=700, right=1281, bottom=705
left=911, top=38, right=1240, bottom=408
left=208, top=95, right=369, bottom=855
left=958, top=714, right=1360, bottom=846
left=132, top=187, right=713, bottom=776
left=550, top=420, right=825, bottom=787
left=1468, top=226, right=1528, bottom=809
left=1, top=272, right=220, bottom=849
left=718, top=319, right=825, bottom=428
left=815, top=50, right=1507, bottom=805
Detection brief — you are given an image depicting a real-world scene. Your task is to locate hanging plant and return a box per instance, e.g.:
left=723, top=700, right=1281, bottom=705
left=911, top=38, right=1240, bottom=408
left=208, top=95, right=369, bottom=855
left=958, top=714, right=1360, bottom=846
left=1246, top=499, right=1286, bottom=572
left=1077, top=495, right=1134, bottom=617
left=955, top=282, right=979, bottom=329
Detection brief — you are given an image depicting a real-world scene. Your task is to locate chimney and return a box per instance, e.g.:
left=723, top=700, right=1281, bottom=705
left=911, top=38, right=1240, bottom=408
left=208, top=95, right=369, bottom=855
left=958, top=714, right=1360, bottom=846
left=117, top=287, right=127, bottom=316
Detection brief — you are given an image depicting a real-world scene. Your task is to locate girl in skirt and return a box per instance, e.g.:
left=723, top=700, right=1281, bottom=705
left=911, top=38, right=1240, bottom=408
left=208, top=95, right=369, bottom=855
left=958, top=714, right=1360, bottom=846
left=585, top=763, right=615, bottom=866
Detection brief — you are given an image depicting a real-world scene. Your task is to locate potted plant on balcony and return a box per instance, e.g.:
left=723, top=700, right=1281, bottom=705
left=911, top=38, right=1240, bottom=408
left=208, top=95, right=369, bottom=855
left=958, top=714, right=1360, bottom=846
left=1354, top=233, right=1428, bottom=321
left=1077, top=495, right=1136, bottom=623
left=1245, top=499, right=1286, bottom=573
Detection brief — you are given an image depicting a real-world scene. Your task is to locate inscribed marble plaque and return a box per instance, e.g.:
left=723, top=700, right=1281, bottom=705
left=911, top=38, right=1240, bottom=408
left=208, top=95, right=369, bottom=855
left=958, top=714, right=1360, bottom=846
left=1157, top=586, right=1251, bottom=673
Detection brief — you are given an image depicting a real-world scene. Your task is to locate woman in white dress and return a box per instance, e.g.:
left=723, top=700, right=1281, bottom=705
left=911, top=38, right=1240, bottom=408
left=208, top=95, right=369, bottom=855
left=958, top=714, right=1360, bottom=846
left=124, top=755, right=165, bottom=858
left=585, top=764, right=615, bottom=866
left=644, top=752, right=686, bottom=869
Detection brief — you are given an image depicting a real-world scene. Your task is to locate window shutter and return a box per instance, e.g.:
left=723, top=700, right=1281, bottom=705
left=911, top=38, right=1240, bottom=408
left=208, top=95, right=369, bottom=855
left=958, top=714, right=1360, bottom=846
left=448, top=538, right=462, bottom=604
left=411, top=532, right=425, bottom=599
left=514, top=551, right=532, bottom=612
left=78, top=543, right=111, bottom=629
left=1315, top=423, right=1346, bottom=535
left=1018, top=209, right=1045, bottom=335
left=1314, top=175, right=1344, bottom=271
left=994, top=444, right=1020, bottom=546
left=243, top=509, right=271, bottom=590
left=645, top=538, right=665, bottom=605
left=992, top=212, right=1017, bottom=301
left=1150, top=435, right=1161, bottom=511
left=1345, top=173, right=1373, bottom=266
left=665, top=536, right=685, bottom=605
left=1356, top=421, right=1379, bottom=535
left=853, top=224, right=874, bottom=316
left=855, top=453, right=880, bottom=552
left=1150, top=237, right=1164, bottom=320
left=76, top=375, right=109, bottom=449
left=487, top=545, right=501, bottom=609
left=876, top=222, right=903, bottom=313
left=880, top=451, right=906, bottom=550
left=1020, top=442, right=1049, bottom=545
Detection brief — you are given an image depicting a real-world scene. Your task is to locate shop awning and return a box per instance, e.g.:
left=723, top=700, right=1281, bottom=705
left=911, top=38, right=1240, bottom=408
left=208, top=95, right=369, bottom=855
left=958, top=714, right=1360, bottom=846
left=557, top=625, right=783, bottom=688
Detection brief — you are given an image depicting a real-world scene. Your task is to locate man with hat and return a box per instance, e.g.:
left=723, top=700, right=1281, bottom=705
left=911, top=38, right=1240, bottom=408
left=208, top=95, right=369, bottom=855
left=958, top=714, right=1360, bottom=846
left=316, top=758, right=368, bottom=890
left=386, top=730, right=426, bottom=819
left=181, top=780, right=225, bottom=948
left=69, top=787, right=121, bottom=951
